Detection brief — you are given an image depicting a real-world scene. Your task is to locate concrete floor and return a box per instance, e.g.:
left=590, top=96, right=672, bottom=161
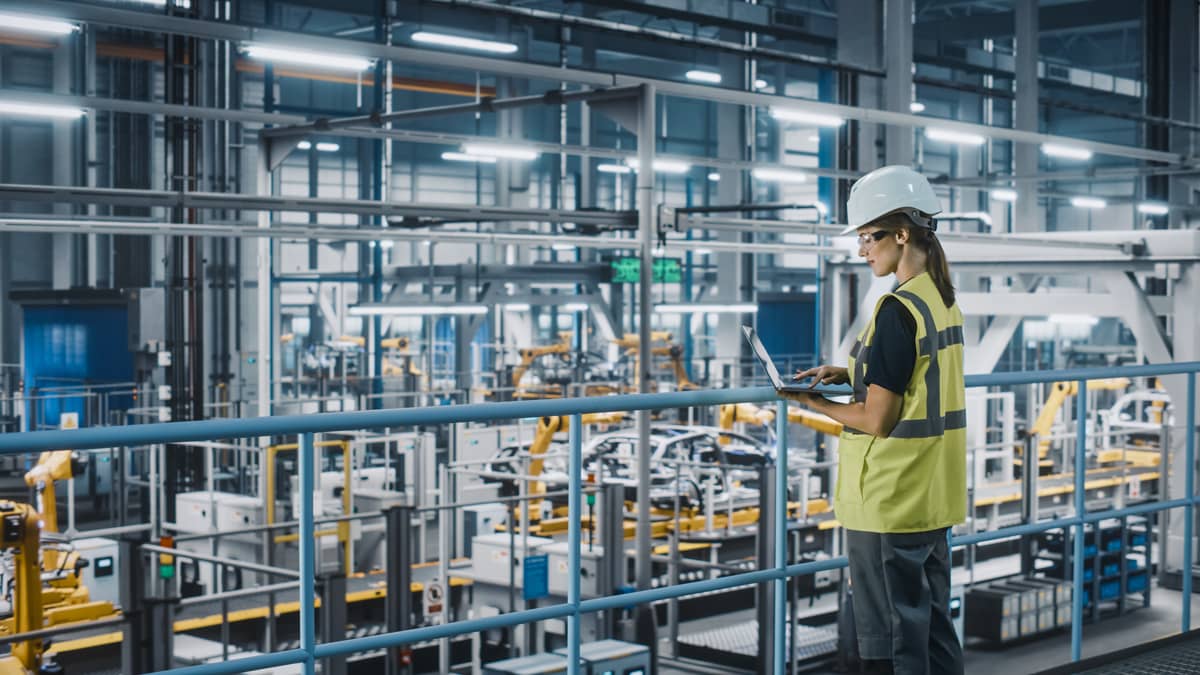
left=658, top=578, right=1200, bottom=674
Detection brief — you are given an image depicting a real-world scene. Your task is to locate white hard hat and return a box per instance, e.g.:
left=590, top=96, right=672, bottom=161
left=841, top=165, right=942, bottom=235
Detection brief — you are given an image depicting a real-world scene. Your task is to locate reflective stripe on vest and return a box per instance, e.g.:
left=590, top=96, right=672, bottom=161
left=887, top=289, right=966, bottom=439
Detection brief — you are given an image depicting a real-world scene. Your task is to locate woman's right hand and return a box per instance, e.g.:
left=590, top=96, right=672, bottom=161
left=793, top=365, right=848, bottom=388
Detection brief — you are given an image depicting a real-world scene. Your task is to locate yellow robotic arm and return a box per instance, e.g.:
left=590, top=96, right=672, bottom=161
left=1031, top=378, right=1130, bottom=456
left=23, top=451, right=81, bottom=535
left=0, top=501, right=47, bottom=675
left=718, top=403, right=843, bottom=440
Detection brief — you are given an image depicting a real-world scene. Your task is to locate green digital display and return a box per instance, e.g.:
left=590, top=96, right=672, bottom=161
left=611, top=257, right=681, bottom=284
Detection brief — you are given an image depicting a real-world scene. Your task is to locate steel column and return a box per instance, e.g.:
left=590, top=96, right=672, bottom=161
left=635, top=83, right=655, bottom=592
left=300, top=433, right=316, bottom=674
left=567, top=414, right=583, bottom=674
left=1071, top=380, right=1087, bottom=662
left=774, top=399, right=789, bottom=674
left=1013, top=0, right=1039, bottom=231
left=1183, top=373, right=1196, bottom=630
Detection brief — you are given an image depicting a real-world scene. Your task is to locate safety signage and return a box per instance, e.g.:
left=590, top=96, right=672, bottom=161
left=523, top=554, right=549, bottom=601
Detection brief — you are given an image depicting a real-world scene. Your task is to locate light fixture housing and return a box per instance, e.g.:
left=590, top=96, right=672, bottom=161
left=770, top=108, right=845, bottom=127
left=0, top=101, right=85, bottom=120
left=442, top=151, right=497, bottom=164
left=1070, top=196, right=1107, bottom=210
left=754, top=79, right=769, bottom=90
left=1041, top=143, right=1093, bottom=161
left=461, top=143, right=539, bottom=161
left=751, top=167, right=808, bottom=184
left=242, top=44, right=373, bottom=72
left=990, top=188, right=1018, bottom=202
left=349, top=304, right=488, bottom=316
left=1136, top=202, right=1169, bottom=216
left=707, top=172, right=721, bottom=182
left=410, top=31, right=518, bottom=54
left=626, top=159, right=691, bottom=174
left=0, top=12, right=78, bottom=36
left=924, top=127, right=987, bottom=146
left=298, top=141, right=340, bottom=152
left=910, top=101, right=926, bottom=113
left=655, top=303, right=758, bottom=314
left=562, top=302, right=590, bottom=312
left=685, top=70, right=722, bottom=84
left=597, top=163, right=633, bottom=174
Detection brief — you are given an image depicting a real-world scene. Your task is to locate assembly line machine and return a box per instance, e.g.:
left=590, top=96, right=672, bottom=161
left=0, top=353, right=1174, bottom=673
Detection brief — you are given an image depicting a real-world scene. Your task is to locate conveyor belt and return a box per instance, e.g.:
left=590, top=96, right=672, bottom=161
left=1036, top=630, right=1200, bottom=674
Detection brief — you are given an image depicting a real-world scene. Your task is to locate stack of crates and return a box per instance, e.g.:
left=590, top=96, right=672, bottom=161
left=1037, top=517, right=1150, bottom=616
left=964, top=575, right=1072, bottom=644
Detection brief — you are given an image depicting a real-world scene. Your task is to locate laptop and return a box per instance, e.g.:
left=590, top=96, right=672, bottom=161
left=741, top=325, right=813, bottom=394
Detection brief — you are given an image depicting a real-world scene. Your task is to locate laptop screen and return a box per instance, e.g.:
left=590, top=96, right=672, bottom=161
left=742, top=325, right=784, bottom=389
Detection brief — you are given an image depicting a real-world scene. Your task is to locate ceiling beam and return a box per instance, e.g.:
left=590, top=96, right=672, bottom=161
left=8, top=0, right=1185, bottom=165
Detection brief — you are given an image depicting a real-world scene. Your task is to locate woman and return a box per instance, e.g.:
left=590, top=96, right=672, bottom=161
left=790, top=165, right=967, bottom=675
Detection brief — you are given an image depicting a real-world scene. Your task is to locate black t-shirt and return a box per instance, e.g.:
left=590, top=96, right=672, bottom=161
left=863, top=297, right=917, bottom=395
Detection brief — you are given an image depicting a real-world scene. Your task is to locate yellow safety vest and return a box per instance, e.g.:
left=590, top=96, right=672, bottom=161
left=834, top=271, right=967, bottom=533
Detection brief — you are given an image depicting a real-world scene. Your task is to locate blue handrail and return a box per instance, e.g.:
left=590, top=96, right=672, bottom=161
left=2, top=362, right=1195, bottom=675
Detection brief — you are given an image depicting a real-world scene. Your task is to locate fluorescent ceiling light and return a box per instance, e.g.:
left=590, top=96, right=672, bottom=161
left=924, top=127, right=987, bottom=146
left=770, top=108, right=845, bottom=127
left=1048, top=314, right=1099, bottom=326
left=502, top=303, right=531, bottom=312
left=597, top=163, right=632, bottom=174
left=655, top=303, right=758, bottom=314
left=0, top=12, right=78, bottom=36
left=626, top=159, right=691, bottom=174
left=693, top=248, right=714, bottom=256
left=0, top=101, right=85, bottom=120
left=552, top=243, right=577, bottom=252
left=1041, top=143, right=1093, bottom=161
left=752, top=167, right=808, bottom=183
left=349, top=304, right=488, bottom=316
left=297, top=141, right=339, bottom=152
left=562, top=302, right=590, bottom=312
left=442, top=151, right=497, bottom=164
left=801, top=284, right=818, bottom=293
left=1136, top=202, right=1169, bottom=216
left=461, top=143, right=539, bottom=161
left=990, top=188, right=1018, bottom=202
left=243, top=44, right=372, bottom=72
left=685, top=70, right=722, bottom=84
left=707, top=172, right=720, bottom=182
left=910, top=102, right=926, bottom=113
left=411, top=31, right=518, bottom=54
left=754, top=79, right=769, bottom=90
left=1070, top=196, right=1107, bottom=209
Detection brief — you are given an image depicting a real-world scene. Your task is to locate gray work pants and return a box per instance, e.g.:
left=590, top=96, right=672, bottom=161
left=845, top=528, right=964, bottom=675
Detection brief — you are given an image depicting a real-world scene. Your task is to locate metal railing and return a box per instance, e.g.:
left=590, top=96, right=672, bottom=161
left=0, top=362, right=1196, bottom=674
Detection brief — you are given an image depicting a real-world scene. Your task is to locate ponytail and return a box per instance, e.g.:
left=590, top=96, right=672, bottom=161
left=912, top=228, right=956, bottom=308
left=875, top=212, right=956, bottom=308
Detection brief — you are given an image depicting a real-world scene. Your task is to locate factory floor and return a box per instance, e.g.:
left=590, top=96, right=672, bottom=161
left=658, top=579, right=1200, bottom=674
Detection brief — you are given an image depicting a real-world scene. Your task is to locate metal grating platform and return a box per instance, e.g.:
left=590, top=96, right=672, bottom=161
left=677, top=619, right=838, bottom=671
left=1036, top=630, right=1200, bottom=675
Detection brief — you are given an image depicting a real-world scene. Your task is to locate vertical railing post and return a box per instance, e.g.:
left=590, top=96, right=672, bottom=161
left=1071, top=380, right=1087, bottom=662
left=1183, top=372, right=1196, bottom=631
left=567, top=414, right=583, bottom=674
left=300, top=433, right=317, bottom=675
left=774, top=399, right=788, bottom=674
